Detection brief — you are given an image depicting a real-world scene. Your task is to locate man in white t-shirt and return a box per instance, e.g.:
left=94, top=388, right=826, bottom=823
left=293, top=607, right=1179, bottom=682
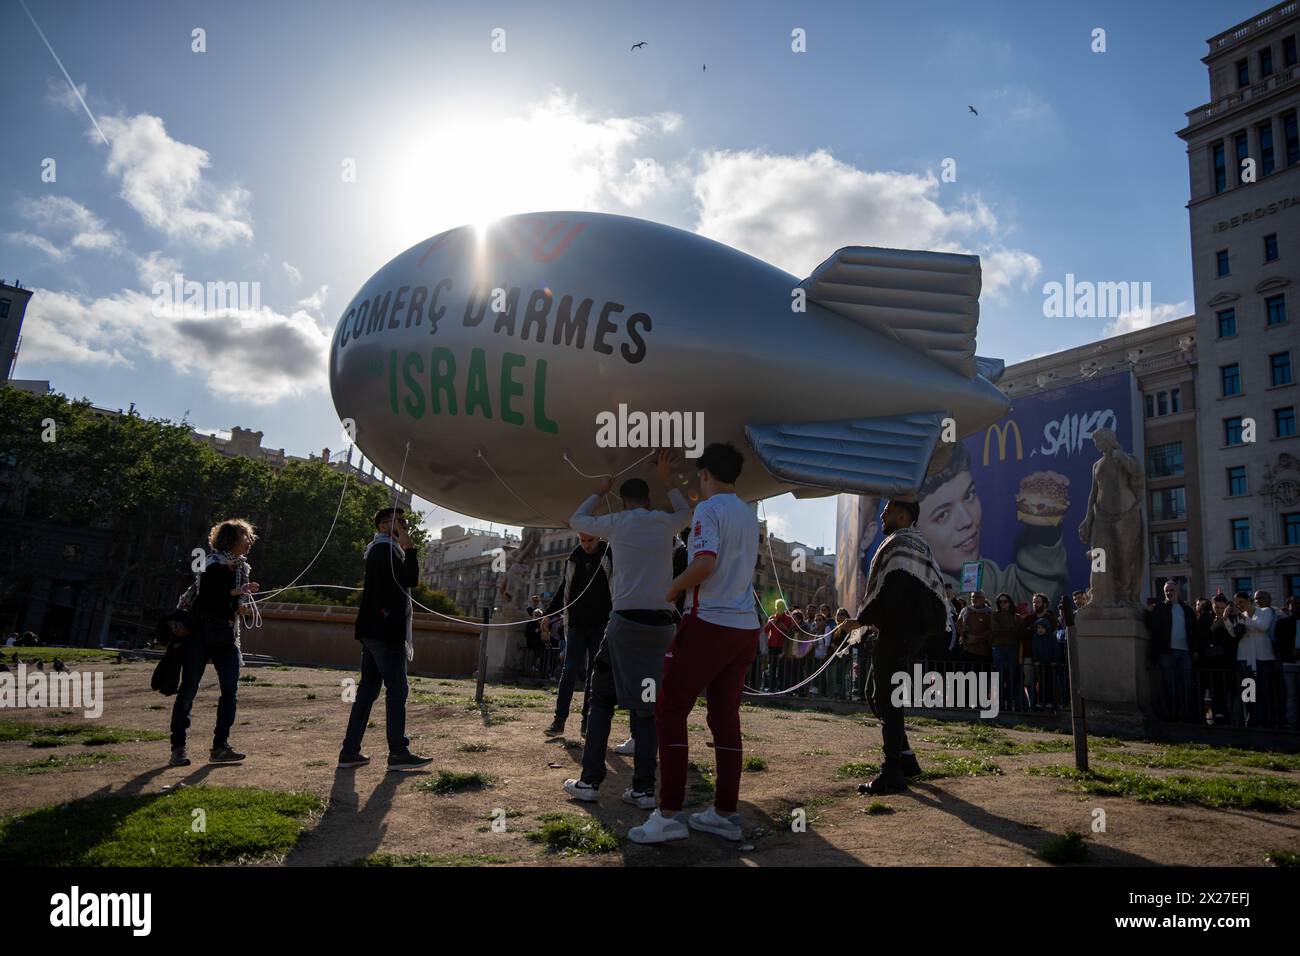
left=629, top=442, right=760, bottom=845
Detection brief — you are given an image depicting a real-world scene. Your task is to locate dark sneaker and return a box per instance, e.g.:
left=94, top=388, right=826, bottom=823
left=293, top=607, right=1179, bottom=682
left=169, top=747, right=191, bottom=767
left=900, top=753, right=923, bottom=779
left=544, top=720, right=565, bottom=736
left=338, top=752, right=371, bottom=769
left=387, top=751, right=433, bottom=772
left=856, top=769, right=907, bottom=795
left=209, top=746, right=246, bottom=763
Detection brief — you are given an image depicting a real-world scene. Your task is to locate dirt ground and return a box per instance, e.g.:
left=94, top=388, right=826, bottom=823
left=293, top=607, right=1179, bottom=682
left=2, top=659, right=1297, bottom=866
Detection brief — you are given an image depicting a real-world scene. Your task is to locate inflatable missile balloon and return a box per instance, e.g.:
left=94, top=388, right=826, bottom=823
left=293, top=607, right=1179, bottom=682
left=329, top=212, right=1010, bottom=526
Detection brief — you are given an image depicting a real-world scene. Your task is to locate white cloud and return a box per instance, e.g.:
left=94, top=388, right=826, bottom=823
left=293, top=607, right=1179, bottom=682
left=296, top=285, right=328, bottom=313
left=763, top=511, right=792, bottom=539
left=97, top=113, right=253, bottom=250
left=5, top=231, right=64, bottom=260
left=135, top=250, right=182, bottom=286
left=690, top=148, right=1041, bottom=296
left=9, top=195, right=122, bottom=257
left=282, top=261, right=303, bottom=284
left=1103, top=300, right=1192, bottom=337
left=23, top=285, right=329, bottom=404
left=45, top=77, right=88, bottom=114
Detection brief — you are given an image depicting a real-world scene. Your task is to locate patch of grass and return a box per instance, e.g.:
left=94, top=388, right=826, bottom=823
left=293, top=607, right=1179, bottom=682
left=417, top=770, right=492, bottom=795
left=3, top=647, right=118, bottom=663
left=1097, top=743, right=1300, bottom=773
left=741, top=732, right=768, bottom=742
left=353, top=851, right=510, bottom=866
left=1026, top=765, right=1300, bottom=812
left=917, top=755, right=1004, bottom=779
left=743, top=755, right=767, bottom=772
left=802, top=748, right=832, bottom=757
left=1266, top=848, right=1300, bottom=867
left=834, top=761, right=880, bottom=780
left=920, top=725, right=1071, bottom=757
left=527, top=812, right=618, bottom=855
left=0, top=786, right=323, bottom=865
left=0, top=721, right=165, bottom=747
left=239, top=674, right=258, bottom=683
left=783, top=793, right=841, bottom=826
left=457, top=742, right=491, bottom=753
left=686, top=761, right=716, bottom=804
left=1038, top=830, right=1088, bottom=864
left=0, top=752, right=126, bottom=775
left=864, top=801, right=894, bottom=815
left=687, top=723, right=706, bottom=732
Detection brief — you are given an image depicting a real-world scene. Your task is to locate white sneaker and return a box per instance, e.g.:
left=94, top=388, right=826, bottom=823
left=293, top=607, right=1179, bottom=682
left=563, top=778, right=600, bottom=802
left=689, top=805, right=743, bottom=841
left=613, top=736, right=635, bottom=755
left=622, top=787, right=656, bottom=809
left=628, top=809, right=689, bottom=844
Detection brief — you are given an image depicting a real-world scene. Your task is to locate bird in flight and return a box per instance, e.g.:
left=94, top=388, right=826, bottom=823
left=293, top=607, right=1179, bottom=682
left=968, top=105, right=978, bottom=115
left=703, top=63, right=707, bottom=71
left=631, top=41, right=646, bottom=50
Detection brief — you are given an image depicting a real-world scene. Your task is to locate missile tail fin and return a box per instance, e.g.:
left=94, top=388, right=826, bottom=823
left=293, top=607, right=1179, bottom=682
left=745, top=412, right=946, bottom=498
left=800, top=247, right=980, bottom=378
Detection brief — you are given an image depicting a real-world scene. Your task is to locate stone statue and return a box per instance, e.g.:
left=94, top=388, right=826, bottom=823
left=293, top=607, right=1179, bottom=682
left=1077, top=427, right=1144, bottom=609
left=498, top=527, right=541, bottom=614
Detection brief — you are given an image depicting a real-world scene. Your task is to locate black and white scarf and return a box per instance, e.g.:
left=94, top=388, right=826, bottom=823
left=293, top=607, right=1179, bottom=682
left=861, top=527, right=952, bottom=635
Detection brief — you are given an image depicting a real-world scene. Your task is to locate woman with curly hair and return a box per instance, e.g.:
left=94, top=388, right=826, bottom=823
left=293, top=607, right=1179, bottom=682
left=169, top=518, right=260, bottom=767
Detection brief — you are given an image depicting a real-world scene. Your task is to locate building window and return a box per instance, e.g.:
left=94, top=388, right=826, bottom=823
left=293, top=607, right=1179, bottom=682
left=1227, top=465, right=1248, bottom=496
left=1272, top=352, right=1293, bottom=387
left=1213, top=141, right=1227, bottom=193
left=1145, top=394, right=1153, bottom=418
left=1150, top=487, right=1186, bottom=521
left=1264, top=233, right=1278, bottom=262
left=1233, top=576, right=1254, bottom=595
left=1231, top=518, right=1252, bottom=550
left=1236, top=58, right=1249, bottom=87
left=1260, top=46, right=1274, bottom=77
left=1285, top=35, right=1298, bottom=67
left=1287, top=573, right=1300, bottom=600
left=0, top=299, right=9, bottom=319
left=1284, top=513, right=1300, bottom=546
left=1217, top=308, right=1237, bottom=338
left=1225, top=416, right=1245, bottom=445
left=1277, top=406, right=1297, bottom=438
left=1216, top=248, right=1230, bottom=276
left=1147, top=441, right=1184, bottom=478
left=1265, top=294, right=1287, bottom=326
left=1150, top=530, right=1189, bottom=565
left=1235, top=131, right=1250, bottom=184
left=1285, top=111, right=1300, bottom=166
left=1221, top=363, right=1242, bottom=397
left=1260, top=122, right=1276, bottom=176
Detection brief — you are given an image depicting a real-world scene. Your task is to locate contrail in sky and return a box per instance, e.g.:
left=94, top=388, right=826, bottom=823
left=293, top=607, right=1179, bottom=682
left=18, top=0, right=110, bottom=147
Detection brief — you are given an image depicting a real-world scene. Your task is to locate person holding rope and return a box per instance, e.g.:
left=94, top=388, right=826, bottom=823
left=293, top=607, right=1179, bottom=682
left=338, top=507, right=433, bottom=772
left=562, top=450, right=689, bottom=809
left=632, top=442, right=760, bottom=844
left=853, top=498, right=950, bottom=795
left=543, top=532, right=613, bottom=737
left=169, top=518, right=260, bottom=767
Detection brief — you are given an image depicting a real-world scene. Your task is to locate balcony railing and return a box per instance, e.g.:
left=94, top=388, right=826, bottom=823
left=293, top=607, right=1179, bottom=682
left=1209, top=3, right=1297, bottom=54
left=1185, top=65, right=1296, bottom=125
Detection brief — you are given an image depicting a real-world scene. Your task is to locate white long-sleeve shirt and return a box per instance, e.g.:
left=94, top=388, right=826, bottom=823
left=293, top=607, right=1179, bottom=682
left=1238, top=605, right=1278, bottom=668
left=569, top=489, right=691, bottom=613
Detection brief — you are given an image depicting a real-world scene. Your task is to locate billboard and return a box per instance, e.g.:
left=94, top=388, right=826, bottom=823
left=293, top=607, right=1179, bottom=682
left=836, top=370, right=1142, bottom=611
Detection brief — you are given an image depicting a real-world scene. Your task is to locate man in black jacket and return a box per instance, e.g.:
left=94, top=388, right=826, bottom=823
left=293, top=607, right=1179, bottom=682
left=1144, top=579, right=1196, bottom=721
left=338, top=507, right=433, bottom=771
left=854, top=499, right=950, bottom=795
left=544, top=533, right=613, bottom=736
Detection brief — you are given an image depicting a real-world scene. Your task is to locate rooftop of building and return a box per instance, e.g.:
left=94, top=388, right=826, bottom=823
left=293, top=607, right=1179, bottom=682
left=1204, top=1, right=1298, bottom=61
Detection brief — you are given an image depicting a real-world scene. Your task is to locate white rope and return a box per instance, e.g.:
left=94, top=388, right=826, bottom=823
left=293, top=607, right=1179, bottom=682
left=744, top=590, right=859, bottom=697
left=756, top=498, right=836, bottom=642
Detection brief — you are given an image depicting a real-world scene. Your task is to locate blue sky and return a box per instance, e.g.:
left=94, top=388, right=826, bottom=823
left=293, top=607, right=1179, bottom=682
left=2, top=0, right=1265, bottom=549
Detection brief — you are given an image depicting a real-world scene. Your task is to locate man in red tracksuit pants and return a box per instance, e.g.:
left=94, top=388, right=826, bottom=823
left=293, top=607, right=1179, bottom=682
left=630, top=442, right=760, bottom=845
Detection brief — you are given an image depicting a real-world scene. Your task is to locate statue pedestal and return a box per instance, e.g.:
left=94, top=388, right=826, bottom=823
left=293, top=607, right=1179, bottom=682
left=1073, top=605, right=1153, bottom=734
left=484, top=610, right=524, bottom=683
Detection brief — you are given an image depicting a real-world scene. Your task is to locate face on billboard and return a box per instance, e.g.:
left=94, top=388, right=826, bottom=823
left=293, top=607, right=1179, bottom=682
left=917, top=468, right=982, bottom=575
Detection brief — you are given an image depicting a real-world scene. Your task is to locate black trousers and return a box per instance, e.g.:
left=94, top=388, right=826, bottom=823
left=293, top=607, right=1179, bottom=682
left=580, top=638, right=657, bottom=793
left=871, top=628, right=922, bottom=768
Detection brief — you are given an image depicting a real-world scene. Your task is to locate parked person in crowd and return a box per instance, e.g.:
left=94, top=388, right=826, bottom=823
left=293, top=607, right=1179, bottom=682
left=827, top=607, right=855, bottom=699
left=338, top=507, right=432, bottom=772
left=1021, top=593, right=1058, bottom=710
left=990, top=592, right=1021, bottom=713
left=809, top=611, right=831, bottom=696
left=3, top=633, right=16, bottom=647
left=170, top=518, right=259, bottom=767
left=790, top=607, right=812, bottom=697
left=524, top=609, right=545, bottom=674
left=565, top=451, right=689, bottom=812
left=543, top=532, right=612, bottom=737
left=852, top=498, right=949, bottom=795
left=633, top=443, right=760, bottom=844
left=959, top=590, right=993, bottom=667
left=1145, top=579, right=1197, bottom=722
left=763, top=598, right=793, bottom=693
left=18, top=631, right=40, bottom=646
left=1071, top=589, right=1089, bottom=612
left=1238, top=591, right=1281, bottom=727
left=1196, top=597, right=1233, bottom=722
left=1210, top=594, right=1246, bottom=723
left=1276, top=595, right=1300, bottom=728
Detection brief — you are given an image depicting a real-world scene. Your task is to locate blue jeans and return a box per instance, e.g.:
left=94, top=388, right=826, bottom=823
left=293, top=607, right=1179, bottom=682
left=554, top=623, right=601, bottom=725
left=341, top=638, right=410, bottom=756
left=1159, top=650, right=1194, bottom=721
left=992, top=646, right=1018, bottom=712
left=169, top=639, right=241, bottom=750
